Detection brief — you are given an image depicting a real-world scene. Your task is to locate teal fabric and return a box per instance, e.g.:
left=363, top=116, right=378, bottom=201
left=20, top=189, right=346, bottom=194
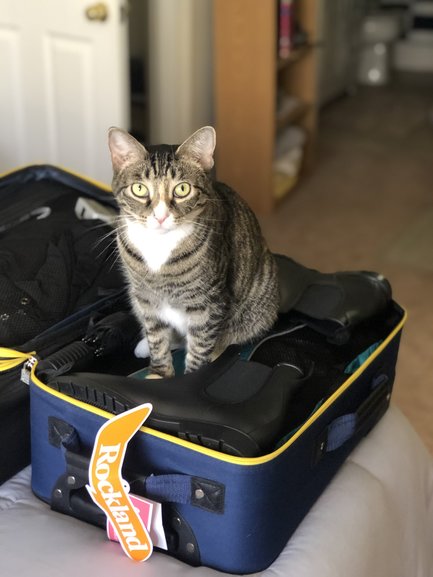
left=344, top=341, right=382, bottom=374
left=274, top=399, right=325, bottom=449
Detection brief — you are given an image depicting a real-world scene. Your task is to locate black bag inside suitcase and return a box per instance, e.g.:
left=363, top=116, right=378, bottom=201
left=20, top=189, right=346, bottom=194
left=0, top=165, right=126, bottom=484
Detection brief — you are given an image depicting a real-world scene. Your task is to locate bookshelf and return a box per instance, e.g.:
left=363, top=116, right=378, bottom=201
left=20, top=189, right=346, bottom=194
left=214, top=0, right=319, bottom=214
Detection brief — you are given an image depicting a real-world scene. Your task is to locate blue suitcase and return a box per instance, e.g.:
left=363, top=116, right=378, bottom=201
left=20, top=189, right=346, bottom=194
left=26, top=293, right=405, bottom=573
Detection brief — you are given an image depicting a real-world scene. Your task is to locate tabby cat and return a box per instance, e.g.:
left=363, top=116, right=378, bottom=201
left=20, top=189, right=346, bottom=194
left=108, top=126, right=279, bottom=377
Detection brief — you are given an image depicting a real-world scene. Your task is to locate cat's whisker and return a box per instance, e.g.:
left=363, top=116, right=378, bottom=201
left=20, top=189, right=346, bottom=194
left=92, top=227, right=119, bottom=249
left=183, top=219, right=225, bottom=234
left=87, top=220, right=115, bottom=232
left=109, top=250, right=122, bottom=271
left=185, top=220, right=211, bottom=231
left=94, top=238, right=120, bottom=263
left=86, top=213, right=124, bottom=231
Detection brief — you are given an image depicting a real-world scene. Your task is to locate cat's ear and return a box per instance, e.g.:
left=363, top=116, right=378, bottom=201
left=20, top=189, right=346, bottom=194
left=176, top=126, right=216, bottom=171
left=108, top=127, right=147, bottom=171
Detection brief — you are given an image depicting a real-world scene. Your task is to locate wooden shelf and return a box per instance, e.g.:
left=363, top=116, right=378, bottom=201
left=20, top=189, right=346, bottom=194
left=214, top=0, right=318, bottom=214
left=276, top=100, right=310, bottom=131
left=277, top=44, right=312, bottom=71
left=273, top=171, right=299, bottom=201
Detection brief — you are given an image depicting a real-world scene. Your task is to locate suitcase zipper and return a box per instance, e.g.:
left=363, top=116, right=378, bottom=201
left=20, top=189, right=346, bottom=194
left=0, top=292, right=126, bottom=384
left=21, top=355, right=38, bottom=385
left=26, top=290, right=127, bottom=358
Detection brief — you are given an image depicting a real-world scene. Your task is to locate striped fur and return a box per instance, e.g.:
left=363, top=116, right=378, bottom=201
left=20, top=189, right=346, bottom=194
left=108, top=126, right=279, bottom=377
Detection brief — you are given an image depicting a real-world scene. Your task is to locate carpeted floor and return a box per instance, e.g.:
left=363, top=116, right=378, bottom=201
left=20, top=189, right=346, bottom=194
left=259, top=73, right=433, bottom=454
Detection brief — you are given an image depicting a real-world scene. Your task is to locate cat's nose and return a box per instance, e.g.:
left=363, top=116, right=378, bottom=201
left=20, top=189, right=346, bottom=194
left=155, top=214, right=168, bottom=224
left=153, top=202, right=169, bottom=224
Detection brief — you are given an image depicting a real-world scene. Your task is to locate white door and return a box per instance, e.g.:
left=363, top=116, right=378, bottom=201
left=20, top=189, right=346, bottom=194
left=0, top=0, right=129, bottom=184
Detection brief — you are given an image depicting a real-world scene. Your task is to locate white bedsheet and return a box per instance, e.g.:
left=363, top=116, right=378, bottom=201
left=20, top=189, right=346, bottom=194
left=0, top=405, right=432, bottom=577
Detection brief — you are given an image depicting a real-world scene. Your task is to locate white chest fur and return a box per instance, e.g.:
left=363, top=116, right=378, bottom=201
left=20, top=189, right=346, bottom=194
left=159, top=302, right=189, bottom=336
left=126, top=219, right=193, bottom=272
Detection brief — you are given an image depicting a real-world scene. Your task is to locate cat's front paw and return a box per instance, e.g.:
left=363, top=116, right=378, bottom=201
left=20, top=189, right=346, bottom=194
left=184, top=343, right=225, bottom=373
left=148, top=364, right=175, bottom=379
left=184, top=357, right=208, bottom=374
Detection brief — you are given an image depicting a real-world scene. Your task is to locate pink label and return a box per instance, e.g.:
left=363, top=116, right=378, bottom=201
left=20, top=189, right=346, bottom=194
left=107, top=494, right=153, bottom=543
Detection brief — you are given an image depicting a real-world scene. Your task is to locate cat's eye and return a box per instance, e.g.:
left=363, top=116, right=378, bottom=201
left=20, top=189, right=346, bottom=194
left=131, top=182, right=149, bottom=198
left=173, top=182, right=191, bottom=198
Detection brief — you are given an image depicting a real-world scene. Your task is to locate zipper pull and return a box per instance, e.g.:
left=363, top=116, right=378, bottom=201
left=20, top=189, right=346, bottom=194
left=21, top=356, right=38, bottom=385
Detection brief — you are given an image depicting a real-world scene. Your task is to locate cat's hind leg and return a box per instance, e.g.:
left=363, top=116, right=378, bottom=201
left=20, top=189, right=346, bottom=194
left=184, top=307, right=225, bottom=373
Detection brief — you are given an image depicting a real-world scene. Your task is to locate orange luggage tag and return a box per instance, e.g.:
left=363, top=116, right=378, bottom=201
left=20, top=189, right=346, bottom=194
left=87, top=403, right=159, bottom=562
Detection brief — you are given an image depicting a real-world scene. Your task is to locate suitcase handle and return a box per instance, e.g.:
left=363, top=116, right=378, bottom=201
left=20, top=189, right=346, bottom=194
left=315, top=374, right=391, bottom=461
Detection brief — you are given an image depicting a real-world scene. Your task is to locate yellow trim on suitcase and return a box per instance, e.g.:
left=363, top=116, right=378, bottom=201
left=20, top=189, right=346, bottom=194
left=0, top=348, right=36, bottom=372
left=30, top=309, right=407, bottom=467
left=56, top=164, right=112, bottom=192
left=0, top=164, right=112, bottom=193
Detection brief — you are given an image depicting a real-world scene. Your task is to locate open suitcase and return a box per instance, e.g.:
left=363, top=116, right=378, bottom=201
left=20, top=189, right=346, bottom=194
left=24, top=262, right=405, bottom=573
left=0, top=165, right=126, bottom=484
left=0, top=164, right=406, bottom=574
